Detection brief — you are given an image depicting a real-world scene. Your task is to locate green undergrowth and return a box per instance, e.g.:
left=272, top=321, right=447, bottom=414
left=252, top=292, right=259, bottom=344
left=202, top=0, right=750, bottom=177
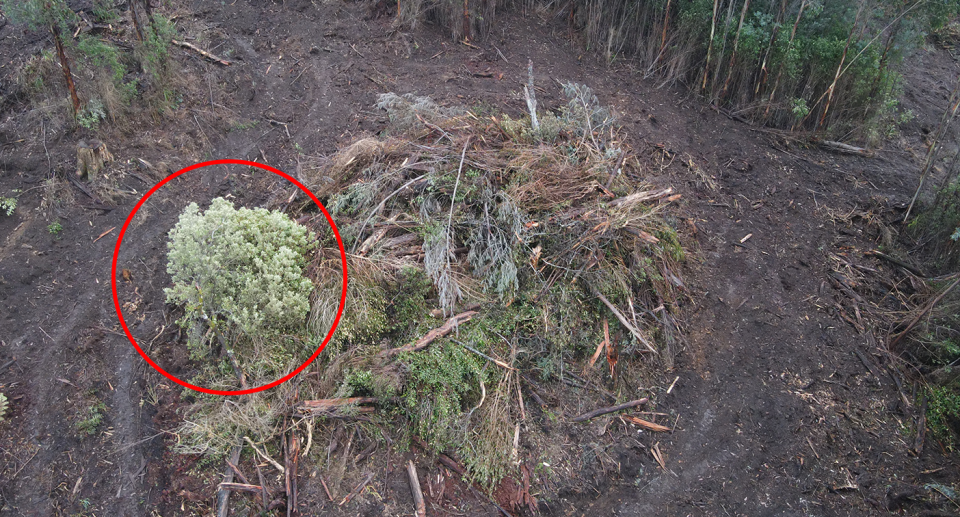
left=927, top=384, right=960, bottom=451
left=8, top=0, right=179, bottom=128
left=171, top=87, right=686, bottom=492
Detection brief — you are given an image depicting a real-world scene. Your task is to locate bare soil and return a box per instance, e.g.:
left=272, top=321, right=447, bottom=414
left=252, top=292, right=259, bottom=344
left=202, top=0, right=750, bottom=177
left=1, top=1, right=958, bottom=516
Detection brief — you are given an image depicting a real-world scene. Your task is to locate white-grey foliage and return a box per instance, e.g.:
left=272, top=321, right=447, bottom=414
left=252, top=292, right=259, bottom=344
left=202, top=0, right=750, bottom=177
left=165, top=197, right=317, bottom=354
left=466, top=188, right=525, bottom=298
left=423, top=221, right=461, bottom=317
left=561, top=82, right=617, bottom=138
left=376, top=92, right=463, bottom=130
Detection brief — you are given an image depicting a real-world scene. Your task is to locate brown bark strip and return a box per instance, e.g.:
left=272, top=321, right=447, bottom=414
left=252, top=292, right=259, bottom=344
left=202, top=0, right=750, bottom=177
left=571, top=398, right=649, bottom=423
left=622, top=415, right=671, bottom=432
left=381, top=310, right=478, bottom=356
left=51, top=23, right=81, bottom=116
left=320, top=475, right=334, bottom=502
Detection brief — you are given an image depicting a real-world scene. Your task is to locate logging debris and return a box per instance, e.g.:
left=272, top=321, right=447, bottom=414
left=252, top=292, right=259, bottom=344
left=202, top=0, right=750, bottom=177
left=571, top=398, right=649, bottom=422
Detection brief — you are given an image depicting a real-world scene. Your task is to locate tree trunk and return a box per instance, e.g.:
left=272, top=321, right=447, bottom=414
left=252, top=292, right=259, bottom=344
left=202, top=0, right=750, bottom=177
left=818, top=0, right=864, bottom=129
left=129, top=0, right=145, bottom=41
left=711, top=0, right=738, bottom=95
left=701, top=0, right=719, bottom=92
left=51, top=23, right=81, bottom=116
left=754, top=0, right=787, bottom=97
left=659, top=0, right=672, bottom=56
left=720, top=0, right=751, bottom=101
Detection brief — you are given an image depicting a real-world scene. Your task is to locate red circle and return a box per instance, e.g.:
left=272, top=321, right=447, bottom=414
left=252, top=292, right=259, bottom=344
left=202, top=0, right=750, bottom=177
left=111, top=159, right=348, bottom=396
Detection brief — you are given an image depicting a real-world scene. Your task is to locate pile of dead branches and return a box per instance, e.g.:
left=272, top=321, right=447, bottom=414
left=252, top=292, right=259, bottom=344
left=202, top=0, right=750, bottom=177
left=179, top=89, right=688, bottom=513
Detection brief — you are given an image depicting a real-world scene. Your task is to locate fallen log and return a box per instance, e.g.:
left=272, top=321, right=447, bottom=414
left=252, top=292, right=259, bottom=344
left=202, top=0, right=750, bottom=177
left=608, top=187, right=674, bottom=208
left=172, top=39, right=232, bottom=65
left=381, top=310, right=478, bottom=356
left=816, top=139, right=874, bottom=157
left=299, top=397, right=377, bottom=411
left=215, top=446, right=242, bottom=517
left=219, top=482, right=265, bottom=494
left=407, top=461, right=426, bottom=517
left=285, top=426, right=300, bottom=517
left=296, top=397, right=377, bottom=418
left=571, top=398, right=649, bottom=423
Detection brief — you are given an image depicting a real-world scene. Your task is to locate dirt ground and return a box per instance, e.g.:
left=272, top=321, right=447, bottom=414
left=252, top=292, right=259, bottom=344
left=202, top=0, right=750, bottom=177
left=1, top=1, right=958, bottom=516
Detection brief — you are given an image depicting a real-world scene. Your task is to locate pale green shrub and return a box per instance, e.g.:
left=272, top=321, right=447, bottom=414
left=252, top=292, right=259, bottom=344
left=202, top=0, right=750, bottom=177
left=165, top=197, right=317, bottom=359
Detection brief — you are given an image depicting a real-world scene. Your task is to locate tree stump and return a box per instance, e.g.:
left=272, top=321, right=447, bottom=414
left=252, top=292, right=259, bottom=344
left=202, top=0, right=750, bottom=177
left=76, top=140, right=114, bottom=181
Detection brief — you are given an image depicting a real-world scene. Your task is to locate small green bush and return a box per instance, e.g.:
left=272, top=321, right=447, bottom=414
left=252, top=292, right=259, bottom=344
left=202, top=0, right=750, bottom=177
left=927, top=385, right=960, bottom=450
left=401, top=344, right=485, bottom=454
left=76, top=399, right=106, bottom=436
left=165, top=197, right=317, bottom=360
left=1, top=196, right=16, bottom=216
left=76, top=98, right=106, bottom=130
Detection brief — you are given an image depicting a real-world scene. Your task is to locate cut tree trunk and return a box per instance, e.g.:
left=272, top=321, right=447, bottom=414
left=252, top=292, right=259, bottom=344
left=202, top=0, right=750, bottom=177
left=76, top=140, right=115, bottom=180
left=129, top=0, right=146, bottom=41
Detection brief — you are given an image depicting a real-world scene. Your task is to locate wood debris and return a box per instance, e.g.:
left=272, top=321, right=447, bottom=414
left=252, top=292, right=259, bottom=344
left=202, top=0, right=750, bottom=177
left=215, top=446, right=242, bottom=517
left=571, top=398, right=649, bottom=422
left=172, top=39, right=232, bottom=65
left=339, top=472, right=374, bottom=506
left=381, top=310, right=478, bottom=356
left=407, top=461, right=426, bottom=517
left=651, top=442, right=666, bottom=470
left=622, top=415, right=671, bottom=432
left=218, top=482, right=265, bottom=493
left=815, top=139, right=874, bottom=157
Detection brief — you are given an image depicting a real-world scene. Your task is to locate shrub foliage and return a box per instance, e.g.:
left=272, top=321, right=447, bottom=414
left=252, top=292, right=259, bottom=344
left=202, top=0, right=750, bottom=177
left=165, top=198, right=317, bottom=360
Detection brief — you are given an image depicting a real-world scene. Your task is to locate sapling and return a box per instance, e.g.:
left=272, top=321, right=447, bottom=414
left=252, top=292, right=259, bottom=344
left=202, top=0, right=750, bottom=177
left=2, top=0, right=82, bottom=115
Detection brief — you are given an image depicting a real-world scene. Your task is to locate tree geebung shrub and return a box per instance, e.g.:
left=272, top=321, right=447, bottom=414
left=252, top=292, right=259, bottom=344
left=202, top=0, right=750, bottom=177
left=165, top=197, right=317, bottom=358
